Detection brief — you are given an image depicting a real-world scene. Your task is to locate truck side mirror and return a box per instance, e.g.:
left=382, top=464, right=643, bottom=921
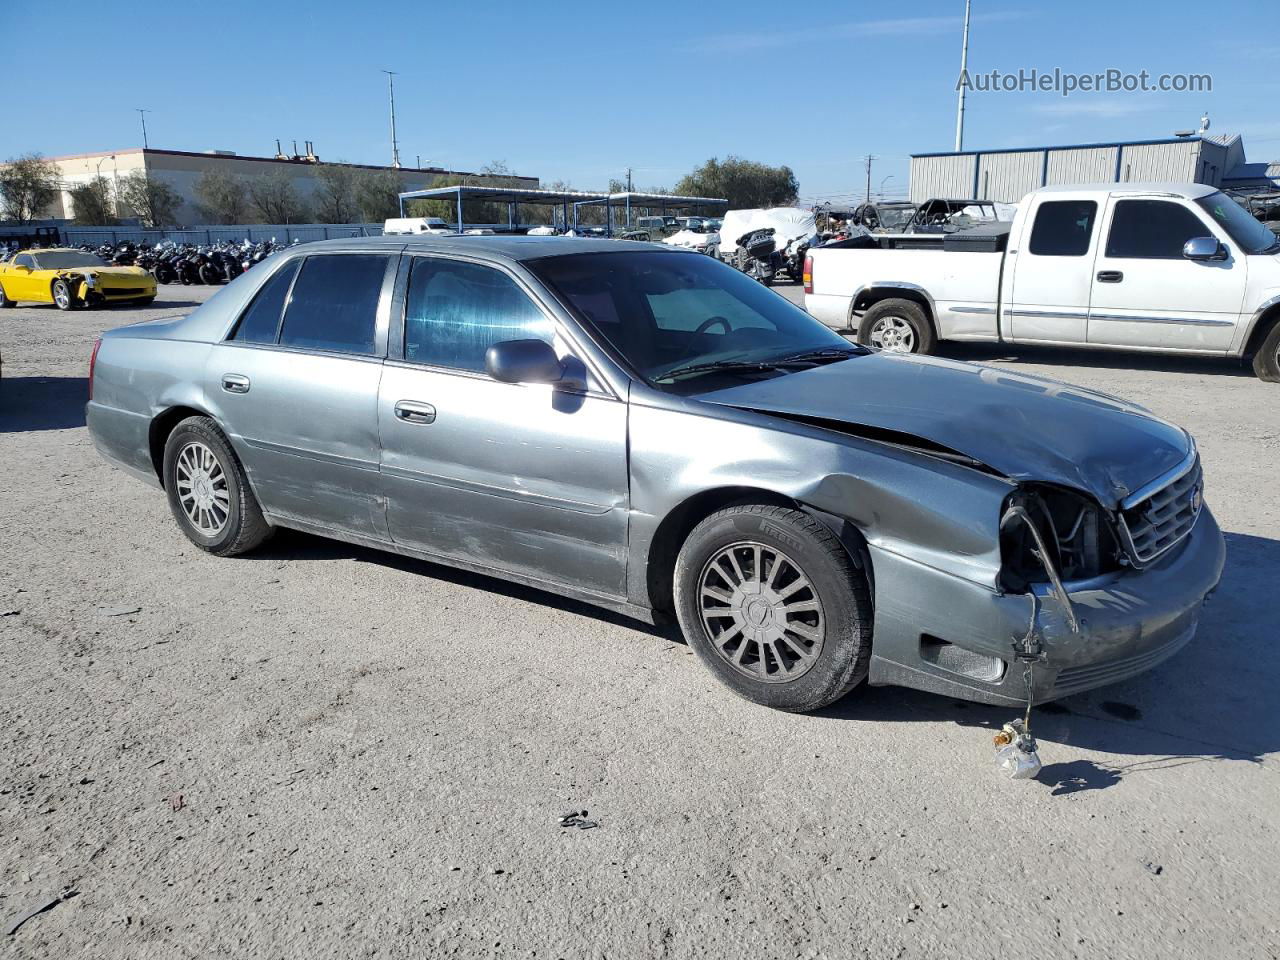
left=1183, top=236, right=1227, bottom=261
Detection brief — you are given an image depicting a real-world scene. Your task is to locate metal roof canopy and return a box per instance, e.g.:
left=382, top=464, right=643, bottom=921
left=397, top=184, right=726, bottom=235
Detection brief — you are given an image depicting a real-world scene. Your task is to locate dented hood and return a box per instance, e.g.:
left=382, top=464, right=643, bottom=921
left=697, top=351, right=1191, bottom=507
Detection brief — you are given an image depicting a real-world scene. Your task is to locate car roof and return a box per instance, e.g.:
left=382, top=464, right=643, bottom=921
left=1033, top=182, right=1219, bottom=199
left=297, top=234, right=675, bottom=262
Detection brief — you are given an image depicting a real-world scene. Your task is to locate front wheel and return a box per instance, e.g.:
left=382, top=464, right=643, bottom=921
left=857, top=298, right=937, bottom=355
left=51, top=278, right=78, bottom=311
left=673, top=504, right=873, bottom=712
left=0, top=283, right=14, bottom=308
left=1252, top=320, right=1280, bottom=382
left=163, top=416, right=273, bottom=556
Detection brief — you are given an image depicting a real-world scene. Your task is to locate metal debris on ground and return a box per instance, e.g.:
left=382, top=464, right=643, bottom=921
left=169, top=793, right=184, bottom=812
left=99, top=606, right=142, bottom=617
left=993, top=718, right=1042, bottom=780
left=0, top=609, right=20, bottom=617
left=558, top=810, right=599, bottom=830
left=5, top=888, right=77, bottom=936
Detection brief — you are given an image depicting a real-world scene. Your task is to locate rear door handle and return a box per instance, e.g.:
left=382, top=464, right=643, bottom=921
left=1096, top=270, right=1124, bottom=283
left=394, top=400, right=436, bottom=424
left=222, top=374, right=250, bottom=394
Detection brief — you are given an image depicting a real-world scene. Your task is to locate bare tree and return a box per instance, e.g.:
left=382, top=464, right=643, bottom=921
left=246, top=170, right=306, bottom=224
left=354, top=168, right=403, bottom=222
left=69, top=176, right=118, bottom=226
left=313, top=164, right=359, bottom=223
left=0, top=153, right=61, bottom=223
left=194, top=169, right=249, bottom=224
left=117, top=171, right=181, bottom=227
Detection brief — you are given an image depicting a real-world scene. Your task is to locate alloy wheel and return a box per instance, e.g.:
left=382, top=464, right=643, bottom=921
left=175, top=441, right=230, bottom=535
left=53, top=282, right=70, bottom=309
left=868, top=316, right=915, bottom=352
left=698, top=541, right=826, bottom=682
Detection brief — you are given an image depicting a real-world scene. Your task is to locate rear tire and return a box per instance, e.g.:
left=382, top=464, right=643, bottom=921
left=857, top=298, right=936, bottom=355
left=1252, top=319, right=1280, bottom=382
left=162, top=416, right=272, bottom=556
left=673, top=504, right=873, bottom=712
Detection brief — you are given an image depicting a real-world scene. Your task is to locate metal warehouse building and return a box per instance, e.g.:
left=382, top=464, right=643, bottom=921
left=909, top=134, right=1254, bottom=203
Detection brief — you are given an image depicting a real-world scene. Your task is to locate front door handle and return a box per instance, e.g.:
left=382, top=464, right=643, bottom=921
left=394, top=400, right=436, bottom=424
left=222, top=374, right=250, bottom=394
left=1096, top=270, right=1124, bottom=283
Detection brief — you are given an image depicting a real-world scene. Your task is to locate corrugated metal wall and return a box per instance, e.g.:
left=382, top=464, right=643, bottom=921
left=1115, top=139, right=1200, bottom=182
left=1046, top=146, right=1118, bottom=186
left=909, top=154, right=977, bottom=202
left=975, top=151, right=1042, bottom=202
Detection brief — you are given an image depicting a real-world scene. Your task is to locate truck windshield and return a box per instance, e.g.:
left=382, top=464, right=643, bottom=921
left=1196, top=192, right=1280, bottom=255
left=529, top=251, right=852, bottom=387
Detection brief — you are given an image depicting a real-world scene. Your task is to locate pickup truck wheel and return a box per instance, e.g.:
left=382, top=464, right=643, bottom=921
left=673, top=504, right=873, bottom=713
left=1252, top=320, right=1280, bottom=382
left=162, top=416, right=272, bottom=556
left=858, top=299, right=936, bottom=355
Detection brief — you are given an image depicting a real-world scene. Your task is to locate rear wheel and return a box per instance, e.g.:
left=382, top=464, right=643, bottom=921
left=1252, top=319, right=1280, bottom=382
left=857, top=298, right=936, bottom=355
left=673, top=504, right=873, bottom=712
left=51, top=278, right=78, bottom=311
left=162, top=416, right=272, bottom=556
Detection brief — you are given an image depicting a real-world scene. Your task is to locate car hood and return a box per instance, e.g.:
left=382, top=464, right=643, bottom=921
left=697, top=351, right=1191, bottom=507
left=58, top=266, right=150, bottom=278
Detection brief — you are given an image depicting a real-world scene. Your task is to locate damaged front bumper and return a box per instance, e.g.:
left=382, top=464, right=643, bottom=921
left=866, top=508, right=1225, bottom=706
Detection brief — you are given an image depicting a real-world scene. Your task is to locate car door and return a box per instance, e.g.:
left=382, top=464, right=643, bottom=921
left=7, top=253, right=40, bottom=300
left=1007, top=196, right=1100, bottom=343
left=204, top=251, right=397, bottom=539
left=1087, top=197, right=1245, bottom=351
left=377, top=253, right=630, bottom=597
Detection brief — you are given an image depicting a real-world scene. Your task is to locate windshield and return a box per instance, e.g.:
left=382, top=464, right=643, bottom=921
left=528, top=251, right=851, bottom=388
left=877, top=206, right=915, bottom=230
left=1196, top=192, right=1280, bottom=255
left=32, top=251, right=107, bottom=269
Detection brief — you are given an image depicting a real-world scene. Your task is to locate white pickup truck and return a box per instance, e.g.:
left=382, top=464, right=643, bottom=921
left=804, top=182, right=1280, bottom=380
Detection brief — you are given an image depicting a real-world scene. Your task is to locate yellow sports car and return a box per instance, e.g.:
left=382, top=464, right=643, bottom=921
left=0, top=248, right=156, bottom=310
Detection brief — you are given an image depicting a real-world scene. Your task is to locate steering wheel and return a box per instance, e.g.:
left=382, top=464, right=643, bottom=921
left=695, top=315, right=732, bottom=336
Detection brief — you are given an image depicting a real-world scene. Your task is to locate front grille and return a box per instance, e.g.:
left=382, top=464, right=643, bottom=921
left=1119, top=457, right=1203, bottom=566
left=103, top=288, right=147, bottom=297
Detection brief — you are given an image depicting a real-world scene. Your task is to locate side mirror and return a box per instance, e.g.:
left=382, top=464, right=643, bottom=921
left=485, top=339, right=564, bottom=385
left=1184, top=236, right=1227, bottom=261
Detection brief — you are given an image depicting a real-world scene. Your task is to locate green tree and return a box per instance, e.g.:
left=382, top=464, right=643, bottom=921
left=194, top=169, right=248, bottom=224
left=313, top=163, right=359, bottom=223
left=248, top=170, right=307, bottom=224
left=117, top=171, right=181, bottom=228
left=69, top=176, right=118, bottom=226
left=354, top=168, right=404, bottom=222
left=0, top=153, right=61, bottom=223
left=675, top=156, right=799, bottom=209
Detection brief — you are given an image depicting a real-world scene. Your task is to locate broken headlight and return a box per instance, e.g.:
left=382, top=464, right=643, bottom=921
left=998, top=486, right=1124, bottom=592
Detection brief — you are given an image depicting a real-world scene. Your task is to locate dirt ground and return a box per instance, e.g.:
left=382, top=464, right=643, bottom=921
left=2, top=281, right=1277, bottom=959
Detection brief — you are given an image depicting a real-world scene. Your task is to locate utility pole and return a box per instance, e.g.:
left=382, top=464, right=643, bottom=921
left=626, top=167, right=632, bottom=192
left=954, top=0, right=971, bottom=152
left=864, top=155, right=876, bottom=203
left=136, top=108, right=150, bottom=149
left=382, top=70, right=401, bottom=168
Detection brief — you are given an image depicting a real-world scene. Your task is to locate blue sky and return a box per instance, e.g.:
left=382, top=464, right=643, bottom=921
left=4, top=0, right=1277, bottom=203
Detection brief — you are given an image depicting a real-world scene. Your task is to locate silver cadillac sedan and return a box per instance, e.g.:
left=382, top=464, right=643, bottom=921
left=87, top=236, right=1224, bottom=712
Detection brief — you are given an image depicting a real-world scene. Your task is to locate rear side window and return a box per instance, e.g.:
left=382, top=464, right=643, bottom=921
left=278, top=254, right=388, bottom=355
left=1105, top=199, right=1212, bottom=259
left=1028, top=200, right=1097, bottom=256
left=232, top=259, right=299, bottom=343
left=403, top=257, right=553, bottom=372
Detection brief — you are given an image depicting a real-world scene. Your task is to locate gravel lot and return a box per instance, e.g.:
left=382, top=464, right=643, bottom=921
left=2, top=280, right=1277, bottom=959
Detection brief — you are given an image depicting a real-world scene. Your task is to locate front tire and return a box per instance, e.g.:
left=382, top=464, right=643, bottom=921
left=857, top=298, right=936, bottom=354
left=0, top=283, right=14, bottom=307
left=52, top=278, right=78, bottom=311
left=673, top=504, right=873, bottom=712
left=162, top=416, right=272, bottom=556
left=1252, top=319, right=1280, bottom=382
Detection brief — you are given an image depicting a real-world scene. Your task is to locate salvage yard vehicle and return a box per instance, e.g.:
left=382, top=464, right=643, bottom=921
left=805, top=182, right=1280, bottom=381
left=0, top=248, right=157, bottom=310
left=87, top=236, right=1224, bottom=711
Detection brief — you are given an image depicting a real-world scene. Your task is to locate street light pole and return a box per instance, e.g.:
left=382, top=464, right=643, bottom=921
left=954, top=0, right=971, bottom=152
left=382, top=70, right=401, bottom=169
left=879, top=175, right=894, bottom=198
left=136, top=108, right=150, bottom=149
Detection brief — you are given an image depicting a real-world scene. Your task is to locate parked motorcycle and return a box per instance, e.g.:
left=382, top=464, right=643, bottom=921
left=734, top=228, right=783, bottom=285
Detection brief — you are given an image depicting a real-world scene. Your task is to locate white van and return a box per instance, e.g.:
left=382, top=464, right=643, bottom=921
left=383, top=217, right=455, bottom=236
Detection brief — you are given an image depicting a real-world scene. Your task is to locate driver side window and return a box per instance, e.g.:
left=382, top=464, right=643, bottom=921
left=14, top=254, right=34, bottom=269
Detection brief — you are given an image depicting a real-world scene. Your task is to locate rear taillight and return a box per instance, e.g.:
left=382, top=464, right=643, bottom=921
left=802, top=254, right=813, bottom=295
left=88, top=338, right=102, bottom=401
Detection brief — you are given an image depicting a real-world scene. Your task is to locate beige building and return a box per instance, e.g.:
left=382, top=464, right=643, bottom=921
left=43, top=147, right=538, bottom=226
